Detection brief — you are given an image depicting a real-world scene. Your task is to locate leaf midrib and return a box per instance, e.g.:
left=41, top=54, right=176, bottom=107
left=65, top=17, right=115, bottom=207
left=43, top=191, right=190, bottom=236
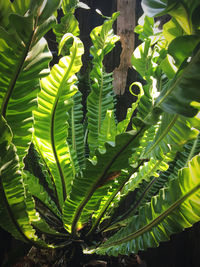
left=50, top=44, right=77, bottom=207
left=71, top=107, right=76, bottom=150
left=102, top=159, right=165, bottom=231
left=71, top=127, right=145, bottom=236
left=0, top=145, right=46, bottom=247
left=100, top=181, right=200, bottom=248
left=0, top=30, right=34, bottom=117
left=98, top=69, right=103, bottom=135
left=155, top=48, right=200, bottom=108
left=145, top=114, right=178, bottom=156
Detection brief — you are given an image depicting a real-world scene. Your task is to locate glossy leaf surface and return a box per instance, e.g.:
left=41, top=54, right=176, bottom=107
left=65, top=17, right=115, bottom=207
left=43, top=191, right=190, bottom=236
left=34, top=34, right=84, bottom=208
left=0, top=1, right=59, bottom=165
left=87, top=13, right=119, bottom=155
left=0, top=117, right=50, bottom=247
left=63, top=128, right=145, bottom=234
left=97, top=154, right=200, bottom=256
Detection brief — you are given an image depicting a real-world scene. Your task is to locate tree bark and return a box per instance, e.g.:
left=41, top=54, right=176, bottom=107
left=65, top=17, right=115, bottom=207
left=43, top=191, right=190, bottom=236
left=113, top=0, right=136, bottom=95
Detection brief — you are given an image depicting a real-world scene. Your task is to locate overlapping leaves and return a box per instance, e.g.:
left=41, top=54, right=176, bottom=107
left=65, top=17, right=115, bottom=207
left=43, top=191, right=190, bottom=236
left=0, top=0, right=60, bottom=165
left=144, top=113, right=199, bottom=159
left=63, top=128, right=145, bottom=234
left=97, top=154, right=200, bottom=256
left=0, top=117, right=50, bottom=247
left=87, top=12, right=120, bottom=156
left=68, top=91, right=85, bottom=170
left=34, top=34, right=84, bottom=208
left=156, top=47, right=200, bottom=117
left=131, top=135, right=200, bottom=214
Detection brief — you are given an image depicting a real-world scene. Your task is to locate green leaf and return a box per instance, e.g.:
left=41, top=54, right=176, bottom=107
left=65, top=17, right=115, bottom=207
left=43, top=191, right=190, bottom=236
left=0, top=116, right=50, bottom=247
left=23, top=171, right=64, bottom=238
left=87, top=71, right=115, bottom=156
left=87, top=13, right=120, bottom=156
left=163, top=18, right=183, bottom=45
left=34, top=34, right=84, bottom=208
left=96, top=154, right=200, bottom=256
left=90, top=12, right=120, bottom=62
left=141, top=0, right=177, bottom=17
left=131, top=40, right=151, bottom=79
left=0, top=2, right=58, bottom=165
left=63, top=128, right=146, bottom=234
left=192, top=4, right=200, bottom=31
left=68, top=90, right=85, bottom=170
left=123, top=157, right=169, bottom=194
left=168, top=35, right=200, bottom=66
left=23, top=170, right=62, bottom=220
left=144, top=113, right=199, bottom=159
left=11, top=0, right=30, bottom=15
left=133, top=82, right=161, bottom=127
left=160, top=54, right=178, bottom=79
left=24, top=143, right=57, bottom=198
left=105, top=152, right=174, bottom=230
left=181, top=0, right=200, bottom=15
left=134, top=14, right=154, bottom=41
left=53, top=13, right=80, bottom=56
left=62, top=0, right=78, bottom=13
left=136, top=135, right=200, bottom=211
left=117, top=82, right=144, bottom=135
left=36, top=0, right=61, bottom=25
left=98, top=110, right=117, bottom=153
left=87, top=170, right=131, bottom=236
left=168, top=3, right=192, bottom=35
left=107, top=133, right=200, bottom=232
left=0, top=0, right=12, bottom=28
left=156, top=47, right=200, bottom=117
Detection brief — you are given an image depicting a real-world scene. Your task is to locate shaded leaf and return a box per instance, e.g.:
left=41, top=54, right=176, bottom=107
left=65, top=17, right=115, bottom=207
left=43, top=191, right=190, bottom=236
left=97, top=154, right=200, bottom=256
left=168, top=35, right=200, bottom=66
left=68, top=90, right=85, bottom=170
left=156, top=47, right=200, bottom=117
left=0, top=117, right=50, bottom=247
left=87, top=13, right=119, bottom=155
left=144, top=113, right=199, bottom=159
left=63, top=128, right=146, bottom=234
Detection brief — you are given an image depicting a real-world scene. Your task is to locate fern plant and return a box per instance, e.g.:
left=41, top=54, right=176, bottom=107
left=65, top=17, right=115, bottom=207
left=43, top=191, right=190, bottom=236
left=0, top=0, right=200, bottom=263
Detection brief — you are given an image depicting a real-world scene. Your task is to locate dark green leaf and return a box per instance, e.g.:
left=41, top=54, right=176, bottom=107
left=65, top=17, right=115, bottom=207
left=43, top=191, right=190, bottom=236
left=0, top=117, right=50, bottom=247
left=97, top=154, right=200, bottom=256
left=168, top=35, right=200, bottom=66
left=156, top=47, right=200, bottom=116
left=63, top=128, right=146, bottom=234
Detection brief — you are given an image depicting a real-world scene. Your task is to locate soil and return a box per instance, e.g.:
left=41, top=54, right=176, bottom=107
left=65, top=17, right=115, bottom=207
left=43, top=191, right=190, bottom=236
left=11, top=246, right=146, bottom=267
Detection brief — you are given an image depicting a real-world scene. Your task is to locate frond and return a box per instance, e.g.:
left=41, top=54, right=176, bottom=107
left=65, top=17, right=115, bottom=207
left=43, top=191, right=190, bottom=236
left=87, top=12, right=120, bottom=156
left=144, top=113, right=199, bottom=159
left=53, top=12, right=80, bottom=56
left=33, top=34, right=84, bottom=208
left=156, top=47, right=200, bottom=117
left=0, top=116, right=50, bottom=247
left=97, top=154, right=200, bottom=256
left=68, top=90, right=85, bottom=170
left=0, top=1, right=60, bottom=165
left=62, top=128, right=145, bottom=235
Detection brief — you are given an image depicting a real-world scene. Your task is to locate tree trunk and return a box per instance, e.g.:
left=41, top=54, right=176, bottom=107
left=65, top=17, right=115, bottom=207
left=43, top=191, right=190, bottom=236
left=113, top=0, right=136, bottom=95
